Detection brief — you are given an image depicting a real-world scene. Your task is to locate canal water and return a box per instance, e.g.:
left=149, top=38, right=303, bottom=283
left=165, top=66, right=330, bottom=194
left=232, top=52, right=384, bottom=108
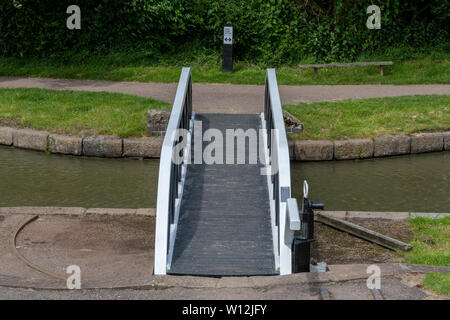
left=0, top=146, right=449, bottom=212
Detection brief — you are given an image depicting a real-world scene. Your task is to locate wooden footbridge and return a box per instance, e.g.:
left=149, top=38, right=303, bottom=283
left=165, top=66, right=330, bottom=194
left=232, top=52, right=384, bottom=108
left=154, top=68, right=319, bottom=276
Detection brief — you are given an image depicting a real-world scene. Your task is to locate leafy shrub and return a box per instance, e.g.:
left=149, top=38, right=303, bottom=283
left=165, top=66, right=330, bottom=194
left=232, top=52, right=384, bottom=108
left=0, top=0, right=448, bottom=63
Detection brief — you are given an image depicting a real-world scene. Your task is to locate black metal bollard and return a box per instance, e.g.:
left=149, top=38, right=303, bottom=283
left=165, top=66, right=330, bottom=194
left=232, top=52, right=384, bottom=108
left=222, top=24, right=233, bottom=72
left=292, top=237, right=312, bottom=273
left=292, top=193, right=324, bottom=273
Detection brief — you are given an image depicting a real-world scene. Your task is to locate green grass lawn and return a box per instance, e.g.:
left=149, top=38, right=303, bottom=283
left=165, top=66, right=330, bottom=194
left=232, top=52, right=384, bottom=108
left=404, top=217, right=450, bottom=297
left=0, top=88, right=170, bottom=138
left=1, top=89, right=449, bottom=140
left=423, top=272, right=450, bottom=297
left=405, top=217, right=450, bottom=267
left=0, top=52, right=448, bottom=85
left=284, top=95, right=450, bottom=140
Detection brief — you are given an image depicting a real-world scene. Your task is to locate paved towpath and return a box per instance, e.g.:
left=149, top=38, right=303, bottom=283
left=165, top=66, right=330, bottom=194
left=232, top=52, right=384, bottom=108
left=0, top=276, right=443, bottom=300
left=1, top=77, right=449, bottom=114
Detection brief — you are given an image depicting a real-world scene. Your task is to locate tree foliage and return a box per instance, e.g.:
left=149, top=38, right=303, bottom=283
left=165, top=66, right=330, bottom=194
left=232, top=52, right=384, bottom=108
left=0, top=0, right=448, bottom=63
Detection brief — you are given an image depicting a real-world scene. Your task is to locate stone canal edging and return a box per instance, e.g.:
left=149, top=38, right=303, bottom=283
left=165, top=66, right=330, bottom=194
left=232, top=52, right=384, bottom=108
left=0, top=126, right=163, bottom=158
left=0, top=206, right=155, bottom=216
left=290, top=131, right=450, bottom=161
left=0, top=207, right=447, bottom=220
left=0, top=125, right=449, bottom=160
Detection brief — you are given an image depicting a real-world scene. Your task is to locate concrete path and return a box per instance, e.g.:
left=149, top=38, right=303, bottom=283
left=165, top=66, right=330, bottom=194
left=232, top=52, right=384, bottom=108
left=0, top=276, right=442, bottom=300
left=0, top=208, right=449, bottom=300
left=0, top=211, right=155, bottom=287
left=1, top=77, right=449, bottom=114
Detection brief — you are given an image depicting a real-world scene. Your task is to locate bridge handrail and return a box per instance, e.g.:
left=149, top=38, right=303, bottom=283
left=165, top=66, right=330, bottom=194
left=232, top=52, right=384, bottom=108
left=154, top=67, right=193, bottom=275
left=264, top=68, right=298, bottom=275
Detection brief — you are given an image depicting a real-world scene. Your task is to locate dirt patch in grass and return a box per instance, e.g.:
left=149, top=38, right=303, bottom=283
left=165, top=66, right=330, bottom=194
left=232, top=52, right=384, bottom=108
left=311, top=218, right=414, bottom=265
left=0, top=118, right=20, bottom=127
left=347, top=218, right=415, bottom=243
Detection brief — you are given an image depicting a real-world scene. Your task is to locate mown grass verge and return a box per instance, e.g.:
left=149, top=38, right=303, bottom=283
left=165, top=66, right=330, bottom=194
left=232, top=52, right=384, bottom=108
left=423, top=272, right=450, bottom=297
left=404, top=217, right=450, bottom=297
left=0, top=88, right=170, bottom=138
left=0, top=51, right=448, bottom=85
left=284, top=95, right=450, bottom=140
left=1, top=89, right=449, bottom=141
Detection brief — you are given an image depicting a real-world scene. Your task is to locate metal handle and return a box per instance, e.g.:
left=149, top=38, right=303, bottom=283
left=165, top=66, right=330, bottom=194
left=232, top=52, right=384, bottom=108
left=309, top=201, right=324, bottom=210
left=303, top=180, right=309, bottom=198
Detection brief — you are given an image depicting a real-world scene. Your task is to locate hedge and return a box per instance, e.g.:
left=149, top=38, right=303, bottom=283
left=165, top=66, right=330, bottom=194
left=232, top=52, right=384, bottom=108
left=1, top=0, right=448, bottom=63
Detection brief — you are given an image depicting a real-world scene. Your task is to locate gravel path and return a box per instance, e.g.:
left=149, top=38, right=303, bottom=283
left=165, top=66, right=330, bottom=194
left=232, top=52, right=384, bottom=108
left=1, top=77, right=449, bottom=114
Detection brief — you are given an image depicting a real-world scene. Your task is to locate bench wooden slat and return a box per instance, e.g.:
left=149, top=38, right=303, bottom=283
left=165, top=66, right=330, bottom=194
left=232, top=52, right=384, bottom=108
left=299, top=61, right=393, bottom=69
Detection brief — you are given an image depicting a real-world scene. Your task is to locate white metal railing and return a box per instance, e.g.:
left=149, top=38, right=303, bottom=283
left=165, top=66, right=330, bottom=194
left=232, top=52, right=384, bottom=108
left=154, top=67, right=194, bottom=275
left=261, top=68, right=300, bottom=275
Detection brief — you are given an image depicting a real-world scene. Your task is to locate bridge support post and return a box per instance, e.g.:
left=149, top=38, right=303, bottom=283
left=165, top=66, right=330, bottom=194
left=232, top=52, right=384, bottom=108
left=279, top=202, right=292, bottom=275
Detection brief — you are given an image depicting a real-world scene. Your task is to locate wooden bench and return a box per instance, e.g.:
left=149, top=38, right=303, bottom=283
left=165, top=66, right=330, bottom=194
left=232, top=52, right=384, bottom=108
left=299, top=61, right=394, bottom=77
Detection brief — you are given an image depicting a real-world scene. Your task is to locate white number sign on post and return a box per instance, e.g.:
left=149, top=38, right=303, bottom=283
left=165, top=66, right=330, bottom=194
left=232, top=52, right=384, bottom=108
left=223, top=26, right=233, bottom=45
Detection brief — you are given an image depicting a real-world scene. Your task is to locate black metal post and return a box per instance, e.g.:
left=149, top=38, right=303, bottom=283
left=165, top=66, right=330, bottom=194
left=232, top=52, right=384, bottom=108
left=222, top=24, right=233, bottom=72
left=292, top=195, right=324, bottom=273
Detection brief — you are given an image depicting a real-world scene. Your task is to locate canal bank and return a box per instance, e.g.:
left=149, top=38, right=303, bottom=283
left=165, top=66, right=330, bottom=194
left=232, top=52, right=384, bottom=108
left=1, top=125, right=449, bottom=160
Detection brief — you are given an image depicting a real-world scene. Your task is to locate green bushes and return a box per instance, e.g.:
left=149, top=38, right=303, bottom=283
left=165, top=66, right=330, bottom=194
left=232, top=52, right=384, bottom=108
left=0, top=0, right=448, bottom=64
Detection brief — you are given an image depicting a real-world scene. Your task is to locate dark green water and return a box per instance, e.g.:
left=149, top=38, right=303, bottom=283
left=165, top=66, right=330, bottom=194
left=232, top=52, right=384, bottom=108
left=0, top=146, right=449, bottom=212
left=0, top=146, right=159, bottom=208
left=291, top=152, right=450, bottom=212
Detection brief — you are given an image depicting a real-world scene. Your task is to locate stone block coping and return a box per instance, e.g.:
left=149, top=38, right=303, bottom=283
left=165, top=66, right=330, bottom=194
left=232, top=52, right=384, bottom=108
left=0, top=206, right=155, bottom=217
left=292, top=132, right=447, bottom=161
left=12, top=128, right=48, bottom=151
left=0, top=126, right=162, bottom=159
left=334, top=138, right=373, bottom=160
left=0, top=125, right=448, bottom=161
left=49, top=134, right=82, bottom=155
left=1, top=207, right=447, bottom=220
